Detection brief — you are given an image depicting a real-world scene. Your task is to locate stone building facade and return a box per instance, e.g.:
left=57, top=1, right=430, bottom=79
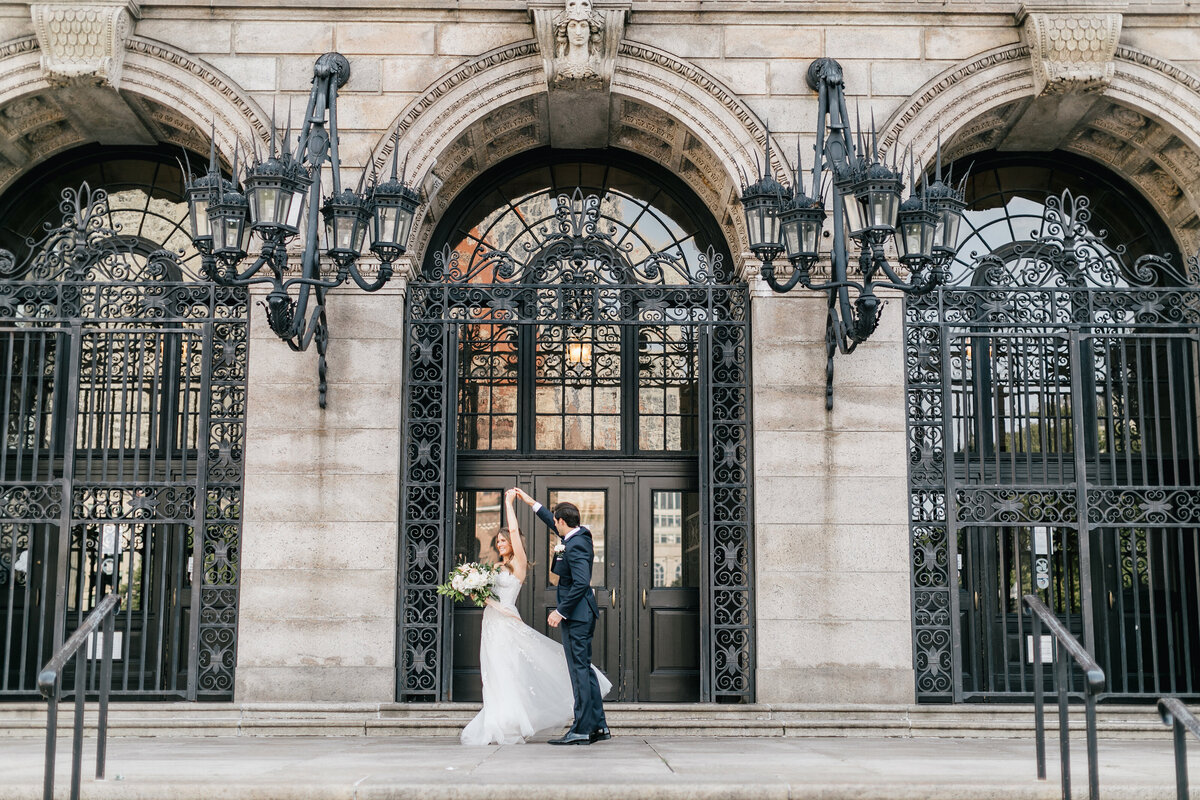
left=0, top=0, right=1198, bottom=707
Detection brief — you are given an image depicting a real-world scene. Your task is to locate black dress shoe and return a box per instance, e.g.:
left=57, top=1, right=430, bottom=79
left=589, top=728, right=612, bottom=742
left=548, top=732, right=592, bottom=746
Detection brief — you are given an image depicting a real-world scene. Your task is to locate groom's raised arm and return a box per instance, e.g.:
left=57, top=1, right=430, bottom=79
left=532, top=501, right=556, bottom=532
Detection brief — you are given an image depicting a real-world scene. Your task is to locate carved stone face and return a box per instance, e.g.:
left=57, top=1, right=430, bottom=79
left=566, top=18, right=589, bottom=49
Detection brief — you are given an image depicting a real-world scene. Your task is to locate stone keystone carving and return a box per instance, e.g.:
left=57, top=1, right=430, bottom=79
left=1018, top=2, right=1125, bottom=96
left=529, top=0, right=630, bottom=149
left=30, top=0, right=141, bottom=89
left=530, top=0, right=628, bottom=92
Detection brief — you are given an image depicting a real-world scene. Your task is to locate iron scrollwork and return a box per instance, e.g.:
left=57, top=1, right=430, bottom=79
left=399, top=188, right=754, bottom=703
left=0, top=184, right=247, bottom=699
left=905, top=188, right=1200, bottom=701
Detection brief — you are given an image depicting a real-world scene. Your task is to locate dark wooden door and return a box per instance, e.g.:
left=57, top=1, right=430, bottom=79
left=531, top=475, right=622, bottom=693
left=637, top=477, right=701, bottom=701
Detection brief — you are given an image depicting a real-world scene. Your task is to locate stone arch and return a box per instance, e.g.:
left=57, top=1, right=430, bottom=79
left=368, top=39, right=782, bottom=274
left=0, top=34, right=269, bottom=194
left=883, top=43, right=1200, bottom=255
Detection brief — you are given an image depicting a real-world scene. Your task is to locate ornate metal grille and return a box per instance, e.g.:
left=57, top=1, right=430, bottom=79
left=906, top=189, right=1200, bottom=701
left=399, top=187, right=754, bottom=702
left=0, top=183, right=247, bottom=699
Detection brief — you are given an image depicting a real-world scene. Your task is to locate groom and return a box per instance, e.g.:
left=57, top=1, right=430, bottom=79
left=512, top=487, right=610, bottom=745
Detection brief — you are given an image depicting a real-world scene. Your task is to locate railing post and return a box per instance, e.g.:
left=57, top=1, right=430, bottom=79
left=1032, top=608, right=1046, bottom=780
left=1085, top=691, right=1099, bottom=800
left=42, top=677, right=58, bottom=800
left=97, top=603, right=114, bottom=779
left=1056, top=644, right=1071, bottom=800
left=1174, top=717, right=1189, bottom=800
left=70, top=648, right=85, bottom=800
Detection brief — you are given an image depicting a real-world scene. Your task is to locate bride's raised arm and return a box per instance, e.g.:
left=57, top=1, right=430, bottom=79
left=504, top=489, right=528, bottom=582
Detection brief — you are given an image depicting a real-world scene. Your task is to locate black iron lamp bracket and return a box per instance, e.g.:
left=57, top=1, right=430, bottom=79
left=741, top=57, right=966, bottom=410
left=185, top=52, right=423, bottom=408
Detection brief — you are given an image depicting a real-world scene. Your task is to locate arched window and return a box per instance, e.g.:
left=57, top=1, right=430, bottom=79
left=0, top=144, right=206, bottom=281
left=0, top=144, right=247, bottom=701
left=426, top=151, right=731, bottom=455
left=905, top=149, right=1200, bottom=703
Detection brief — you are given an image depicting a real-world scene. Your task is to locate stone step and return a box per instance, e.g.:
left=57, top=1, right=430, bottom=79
left=0, top=701, right=1174, bottom=739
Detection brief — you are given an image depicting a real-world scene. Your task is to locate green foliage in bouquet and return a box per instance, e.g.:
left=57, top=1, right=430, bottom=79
left=437, top=561, right=501, bottom=607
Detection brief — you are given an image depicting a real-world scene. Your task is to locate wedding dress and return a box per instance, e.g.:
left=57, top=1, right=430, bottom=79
left=460, top=569, right=612, bottom=746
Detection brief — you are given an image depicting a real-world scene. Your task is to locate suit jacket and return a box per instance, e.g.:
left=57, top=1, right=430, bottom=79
left=535, top=504, right=600, bottom=622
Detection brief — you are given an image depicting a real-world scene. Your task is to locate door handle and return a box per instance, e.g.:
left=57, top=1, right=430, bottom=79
left=610, top=589, right=616, bottom=608
left=642, top=589, right=647, bottom=609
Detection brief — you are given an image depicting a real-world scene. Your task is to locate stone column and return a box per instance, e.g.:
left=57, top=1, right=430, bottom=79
left=234, top=284, right=405, bottom=702
left=751, top=285, right=915, bottom=703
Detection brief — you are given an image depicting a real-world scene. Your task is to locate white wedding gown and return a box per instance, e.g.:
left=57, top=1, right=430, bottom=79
left=460, top=570, right=613, bottom=746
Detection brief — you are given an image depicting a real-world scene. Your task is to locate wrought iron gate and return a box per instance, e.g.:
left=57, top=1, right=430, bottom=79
left=397, top=189, right=755, bottom=702
left=907, top=190, right=1200, bottom=701
left=0, top=184, right=247, bottom=700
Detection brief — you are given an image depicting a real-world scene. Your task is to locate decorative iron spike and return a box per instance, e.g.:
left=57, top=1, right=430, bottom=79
left=283, top=98, right=293, bottom=160
left=795, top=136, right=805, bottom=196
left=935, top=129, right=943, bottom=183
left=269, top=97, right=277, bottom=158
left=390, top=130, right=401, bottom=181
left=764, top=123, right=773, bottom=180
left=209, top=120, right=219, bottom=174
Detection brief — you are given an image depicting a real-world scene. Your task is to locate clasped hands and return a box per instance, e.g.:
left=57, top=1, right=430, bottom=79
left=505, top=487, right=565, bottom=629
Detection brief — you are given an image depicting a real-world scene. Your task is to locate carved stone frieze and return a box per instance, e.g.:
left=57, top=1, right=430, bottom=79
left=30, top=1, right=140, bottom=89
left=1018, top=2, right=1124, bottom=96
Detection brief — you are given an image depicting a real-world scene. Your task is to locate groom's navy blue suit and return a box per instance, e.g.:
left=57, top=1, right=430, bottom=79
left=535, top=503, right=607, bottom=737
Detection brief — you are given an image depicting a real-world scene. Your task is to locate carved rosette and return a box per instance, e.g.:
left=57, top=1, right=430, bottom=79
left=31, top=0, right=140, bottom=89
left=1019, top=3, right=1124, bottom=96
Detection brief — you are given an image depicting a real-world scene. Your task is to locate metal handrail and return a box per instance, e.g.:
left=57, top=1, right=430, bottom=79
left=1023, top=593, right=1105, bottom=800
left=39, top=593, right=121, bottom=800
left=1158, top=698, right=1200, bottom=800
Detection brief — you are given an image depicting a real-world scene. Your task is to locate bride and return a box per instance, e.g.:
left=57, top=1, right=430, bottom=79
left=460, top=488, right=612, bottom=746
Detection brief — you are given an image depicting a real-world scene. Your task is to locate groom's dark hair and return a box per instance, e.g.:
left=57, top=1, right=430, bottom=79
left=553, top=501, right=581, bottom=529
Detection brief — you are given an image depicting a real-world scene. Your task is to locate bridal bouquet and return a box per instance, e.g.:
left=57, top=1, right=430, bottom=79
left=437, top=562, right=501, bottom=607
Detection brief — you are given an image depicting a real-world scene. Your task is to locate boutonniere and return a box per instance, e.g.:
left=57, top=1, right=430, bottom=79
left=553, top=542, right=566, bottom=556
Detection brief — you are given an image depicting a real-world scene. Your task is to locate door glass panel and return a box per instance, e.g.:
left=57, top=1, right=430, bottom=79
left=652, top=490, right=700, bottom=588
left=548, top=489, right=606, bottom=586
left=454, top=489, right=504, bottom=565
left=457, top=323, right=518, bottom=451
left=638, top=325, right=699, bottom=452
left=535, top=325, right=621, bottom=451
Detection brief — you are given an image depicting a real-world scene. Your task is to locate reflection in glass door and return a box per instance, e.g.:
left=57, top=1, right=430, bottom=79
left=639, top=481, right=701, bottom=700
left=532, top=477, right=621, bottom=691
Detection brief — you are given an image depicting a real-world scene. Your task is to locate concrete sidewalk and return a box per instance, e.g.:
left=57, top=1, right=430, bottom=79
left=2, top=734, right=1195, bottom=800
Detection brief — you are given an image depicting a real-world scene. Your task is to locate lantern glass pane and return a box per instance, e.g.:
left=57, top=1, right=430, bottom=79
left=901, top=222, right=922, bottom=258
left=842, top=194, right=865, bottom=236
left=781, top=217, right=801, bottom=259
left=219, top=215, right=243, bottom=253
left=938, top=209, right=962, bottom=250
left=870, top=188, right=899, bottom=230
left=801, top=218, right=821, bottom=255
left=250, top=186, right=278, bottom=226
left=374, top=205, right=399, bottom=246
left=395, top=207, right=414, bottom=247
left=353, top=216, right=368, bottom=253
left=190, top=202, right=209, bottom=241
left=286, top=189, right=306, bottom=230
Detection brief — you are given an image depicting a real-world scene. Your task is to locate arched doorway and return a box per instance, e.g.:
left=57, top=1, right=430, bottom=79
left=0, top=146, right=248, bottom=700
left=906, top=151, right=1200, bottom=702
left=397, top=149, right=754, bottom=703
